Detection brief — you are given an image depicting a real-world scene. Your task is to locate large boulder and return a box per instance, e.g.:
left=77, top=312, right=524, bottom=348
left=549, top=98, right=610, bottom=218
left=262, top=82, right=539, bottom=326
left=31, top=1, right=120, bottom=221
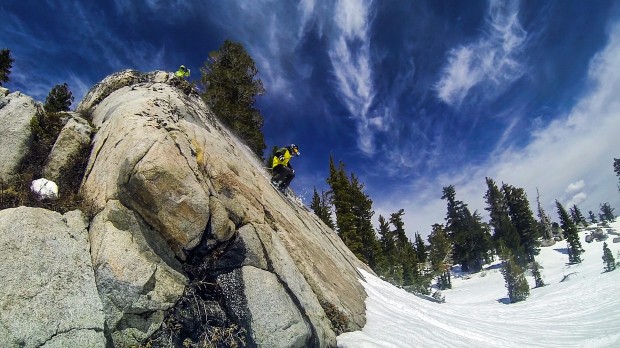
left=77, top=70, right=371, bottom=347
left=218, top=266, right=312, bottom=347
left=0, top=207, right=106, bottom=347
left=89, top=200, right=187, bottom=347
left=0, top=92, right=42, bottom=181
left=81, top=84, right=214, bottom=258
left=43, top=113, right=93, bottom=182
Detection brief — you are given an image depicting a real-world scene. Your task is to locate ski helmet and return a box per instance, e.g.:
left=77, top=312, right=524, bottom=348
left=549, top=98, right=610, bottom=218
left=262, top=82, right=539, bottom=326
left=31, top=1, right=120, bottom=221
left=290, top=144, right=300, bottom=156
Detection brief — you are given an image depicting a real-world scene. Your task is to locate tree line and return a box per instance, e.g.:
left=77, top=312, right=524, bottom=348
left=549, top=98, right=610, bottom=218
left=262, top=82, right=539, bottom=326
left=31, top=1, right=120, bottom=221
left=312, top=156, right=620, bottom=303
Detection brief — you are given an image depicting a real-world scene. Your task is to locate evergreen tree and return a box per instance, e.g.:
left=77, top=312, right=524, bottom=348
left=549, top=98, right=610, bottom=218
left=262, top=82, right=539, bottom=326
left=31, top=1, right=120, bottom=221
left=536, top=188, right=554, bottom=240
left=602, top=242, right=616, bottom=272
left=569, top=204, right=587, bottom=227
left=327, top=157, right=360, bottom=256
left=414, top=233, right=427, bottom=264
left=349, top=173, right=383, bottom=270
left=499, top=247, right=530, bottom=303
left=531, top=261, right=545, bottom=288
left=428, top=224, right=452, bottom=289
left=377, top=215, right=399, bottom=283
left=326, top=157, right=382, bottom=269
left=599, top=202, right=616, bottom=222
left=0, top=48, right=14, bottom=86
left=201, top=40, right=266, bottom=157
left=390, top=209, right=416, bottom=285
left=484, top=178, right=522, bottom=260
left=44, top=83, right=74, bottom=112
left=614, top=158, right=620, bottom=192
left=310, top=187, right=335, bottom=229
left=556, top=200, right=584, bottom=264
left=441, top=185, right=492, bottom=272
left=503, top=183, right=541, bottom=264
left=588, top=210, right=598, bottom=224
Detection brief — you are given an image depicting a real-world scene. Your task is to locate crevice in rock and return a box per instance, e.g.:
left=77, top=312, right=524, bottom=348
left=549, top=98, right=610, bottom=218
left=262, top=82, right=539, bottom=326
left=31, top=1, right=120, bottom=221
left=82, top=132, right=109, bottom=180
left=141, top=266, right=157, bottom=295
left=143, top=220, right=253, bottom=347
left=37, top=326, right=105, bottom=348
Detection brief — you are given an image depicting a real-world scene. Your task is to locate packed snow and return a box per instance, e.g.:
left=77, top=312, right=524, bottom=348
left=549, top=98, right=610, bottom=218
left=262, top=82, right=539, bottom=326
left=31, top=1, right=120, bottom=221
left=337, top=220, right=620, bottom=347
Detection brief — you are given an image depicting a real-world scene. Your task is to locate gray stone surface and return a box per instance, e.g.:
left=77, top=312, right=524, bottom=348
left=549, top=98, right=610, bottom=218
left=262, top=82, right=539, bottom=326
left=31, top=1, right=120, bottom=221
left=89, top=200, right=187, bottom=347
left=80, top=83, right=212, bottom=258
left=0, top=207, right=106, bottom=348
left=242, top=266, right=311, bottom=348
left=43, top=113, right=93, bottom=182
left=0, top=92, right=41, bottom=181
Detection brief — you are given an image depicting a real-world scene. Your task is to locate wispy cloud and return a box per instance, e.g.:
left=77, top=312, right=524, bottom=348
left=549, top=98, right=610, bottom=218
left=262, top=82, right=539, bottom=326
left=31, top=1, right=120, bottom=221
left=327, top=0, right=377, bottom=154
left=376, top=17, right=620, bottom=238
left=435, top=0, right=527, bottom=107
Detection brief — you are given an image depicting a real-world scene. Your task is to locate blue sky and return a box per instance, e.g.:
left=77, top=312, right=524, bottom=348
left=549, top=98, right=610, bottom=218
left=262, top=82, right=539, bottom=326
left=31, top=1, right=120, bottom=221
left=2, top=0, right=620, bottom=239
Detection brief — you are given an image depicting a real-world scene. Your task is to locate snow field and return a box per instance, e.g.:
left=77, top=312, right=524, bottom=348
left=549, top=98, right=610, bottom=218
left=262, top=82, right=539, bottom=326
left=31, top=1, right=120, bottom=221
left=338, top=221, right=620, bottom=348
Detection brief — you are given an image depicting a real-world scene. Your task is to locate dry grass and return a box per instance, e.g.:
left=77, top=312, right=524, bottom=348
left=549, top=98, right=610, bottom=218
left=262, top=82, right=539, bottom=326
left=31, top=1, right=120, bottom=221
left=320, top=300, right=349, bottom=335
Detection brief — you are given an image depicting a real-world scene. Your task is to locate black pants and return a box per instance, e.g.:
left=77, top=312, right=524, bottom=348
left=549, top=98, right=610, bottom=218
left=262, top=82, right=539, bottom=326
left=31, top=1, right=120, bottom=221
left=272, top=164, right=295, bottom=189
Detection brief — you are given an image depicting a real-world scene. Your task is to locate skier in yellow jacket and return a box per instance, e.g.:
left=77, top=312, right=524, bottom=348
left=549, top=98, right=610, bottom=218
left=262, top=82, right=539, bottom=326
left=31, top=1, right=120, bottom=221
left=270, top=144, right=300, bottom=192
left=175, top=65, right=190, bottom=79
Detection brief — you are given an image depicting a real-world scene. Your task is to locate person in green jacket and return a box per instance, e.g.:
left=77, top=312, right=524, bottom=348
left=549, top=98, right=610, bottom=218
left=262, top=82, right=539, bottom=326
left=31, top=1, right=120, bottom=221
left=270, top=144, right=300, bottom=192
left=175, top=65, right=190, bottom=78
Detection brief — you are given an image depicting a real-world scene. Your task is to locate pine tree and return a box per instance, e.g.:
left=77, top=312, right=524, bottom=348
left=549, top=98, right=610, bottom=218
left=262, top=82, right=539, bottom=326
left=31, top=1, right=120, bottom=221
left=0, top=48, right=13, bottom=86
left=588, top=210, right=598, bottom=224
left=599, top=202, right=616, bottom=222
left=44, top=83, right=74, bottom=112
left=377, top=215, right=399, bottom=283
left=428, top=224, right=452, bottom=289
left=536, top=189, right=554, bottom=240
left=349, top=173, right=383, bottom=269
left=326, top=157, right=382, bottom=269
left=327, top=157, right=360, bottom=256
left=310, top=187, right=335, bottom=229
left=414, top=233, right=427, bottom=264
left=569, top=204, right=587, bottom=227
left=531, top=261, right=545, bottom=288
left=201, top=40, right=266, bottom=157
left=556, top=200, right=584, bottom=264
left=503, top=183, right=541, bottom=264
left=484, top=178, right=522, bottom=261
left=499, top=247, right=530, bottom=303
left=442, top=185, right=492, bottom=272
left=614, top=158, right=620, bottom=192
left=390, top=209, right=414, bottom=285
left=602, top=242, right=616, bottom=272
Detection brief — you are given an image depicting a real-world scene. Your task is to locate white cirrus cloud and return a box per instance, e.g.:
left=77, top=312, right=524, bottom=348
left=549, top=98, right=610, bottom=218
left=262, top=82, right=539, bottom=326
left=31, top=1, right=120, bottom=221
left=435, top=0, right=527, bottom=107
left=374, top=17, right=620, bottom=239
left=327, top=0, right=378, bottom=154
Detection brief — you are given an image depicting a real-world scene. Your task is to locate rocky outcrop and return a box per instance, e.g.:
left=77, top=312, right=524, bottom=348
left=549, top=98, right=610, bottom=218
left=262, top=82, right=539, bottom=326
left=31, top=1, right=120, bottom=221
left=78, top=70, right=370, bottom=346
left=0, top=207, right=105, bottom=348
left=43, top=112, right=93, bottom=182
left=0, top=91, right=42, bottom=182
left=89, top=200, right=187, bottom=347
left=0, top=70, right=371, bottom=347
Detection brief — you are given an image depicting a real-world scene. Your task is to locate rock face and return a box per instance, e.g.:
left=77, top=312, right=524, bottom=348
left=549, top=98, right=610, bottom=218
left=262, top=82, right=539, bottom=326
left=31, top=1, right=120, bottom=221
left=0, top=91, right=43, bottom=181
left=0, top=70, right=371, bottom=347
left=0, top=207, right=106, bottom=348
left=43, top=112, right=93, bottom=182
left=89, top=200, right=188, bottom=347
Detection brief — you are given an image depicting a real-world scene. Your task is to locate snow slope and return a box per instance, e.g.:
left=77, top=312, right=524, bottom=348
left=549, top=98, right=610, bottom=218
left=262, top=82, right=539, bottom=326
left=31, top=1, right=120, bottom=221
left=338, top=221, right=620, bottom=347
